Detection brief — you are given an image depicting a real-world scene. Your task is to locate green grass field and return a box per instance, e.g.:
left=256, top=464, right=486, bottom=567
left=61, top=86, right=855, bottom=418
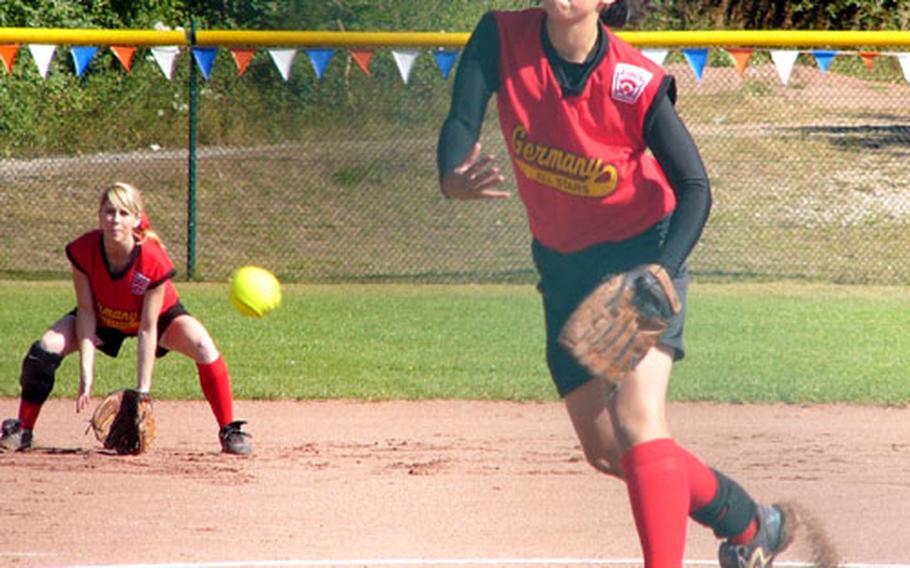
left=2, top=279, right=908, bottom=406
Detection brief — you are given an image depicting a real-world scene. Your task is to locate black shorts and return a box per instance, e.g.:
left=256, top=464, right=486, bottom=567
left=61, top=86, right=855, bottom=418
left=67, top=303, right=189, bottom=359
left=531, top=222, right=688, bottom=398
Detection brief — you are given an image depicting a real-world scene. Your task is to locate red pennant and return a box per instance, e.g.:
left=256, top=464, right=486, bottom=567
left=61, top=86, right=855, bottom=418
left=350, top=49, right=374, bottom=77
left=726, top=48, right=754, bottom=78
left=111, top=45, right=136, bottom=72
left=0, top=44, right=20, bottom=74
left=858, top=51, right=879, bottom=70
left=231, top=48, right=255, bottom=77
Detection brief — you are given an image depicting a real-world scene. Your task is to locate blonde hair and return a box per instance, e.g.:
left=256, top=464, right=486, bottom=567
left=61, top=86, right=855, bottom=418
left=99, top=182, right=162, bottom=246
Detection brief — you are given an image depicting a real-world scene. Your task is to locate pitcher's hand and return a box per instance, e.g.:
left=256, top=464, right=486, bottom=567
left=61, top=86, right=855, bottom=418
left=441, top=143, right=510, bottom=200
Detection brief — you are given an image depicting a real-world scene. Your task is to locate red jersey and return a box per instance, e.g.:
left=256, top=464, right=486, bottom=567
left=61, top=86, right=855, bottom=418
left=65, top=230, right=179, bottom=335
left=493, top=9, right=677, bottom=253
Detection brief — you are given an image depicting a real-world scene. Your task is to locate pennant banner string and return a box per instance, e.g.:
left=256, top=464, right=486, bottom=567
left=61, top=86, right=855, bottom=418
left=0, top=40, right=904, bottom=87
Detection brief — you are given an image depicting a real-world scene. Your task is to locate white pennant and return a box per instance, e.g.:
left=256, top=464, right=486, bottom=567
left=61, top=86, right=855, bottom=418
left=151, top=46, right=179, bottom=80
left=640, top=48, right=669, bottom=67
left=268, top=48, right=297, bottom=81
left=770, top=50, right=799, bottom=85
left=897, top=53, right=910, bottom=85
left=28, top=44, right=56, bottom=79
left=391, top=49, right=419, bottom=84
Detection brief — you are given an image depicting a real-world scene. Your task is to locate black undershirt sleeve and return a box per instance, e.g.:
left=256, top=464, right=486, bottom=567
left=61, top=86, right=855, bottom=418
left=644, top=77, right=712, bottom=276
left=437, top=12, right=500, bottom=180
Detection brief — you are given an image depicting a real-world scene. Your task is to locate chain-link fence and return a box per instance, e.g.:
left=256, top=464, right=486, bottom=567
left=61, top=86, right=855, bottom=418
left=2, top=35, right=909, bottom=284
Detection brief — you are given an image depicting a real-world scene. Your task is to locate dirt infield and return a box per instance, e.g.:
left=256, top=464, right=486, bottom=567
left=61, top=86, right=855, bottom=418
left=0, top=398, right=908, bottom=567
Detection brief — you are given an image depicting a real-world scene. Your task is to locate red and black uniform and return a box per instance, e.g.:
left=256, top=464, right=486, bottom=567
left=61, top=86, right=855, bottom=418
left=66, top=229, right=186, bottom=358
left=14, top=229, right=238, bottom=434
left=438, top=8, right=711, bottom=396
left=437, top=10, right=761, bottom=568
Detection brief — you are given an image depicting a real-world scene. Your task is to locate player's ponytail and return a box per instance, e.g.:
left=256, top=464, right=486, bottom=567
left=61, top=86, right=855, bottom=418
left=600, top=0, right=650, bottom=29
left=134, top=211, right=161, bottom=245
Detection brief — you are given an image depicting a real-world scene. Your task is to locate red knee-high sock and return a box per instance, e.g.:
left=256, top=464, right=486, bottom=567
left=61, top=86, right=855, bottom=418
left=197, top=355, right=234, bottom=427
left=621, top=438, right=689, bottom=568
left=677, top=444, right=719, bottom=512
left=18, top=400, right=42, bottom=430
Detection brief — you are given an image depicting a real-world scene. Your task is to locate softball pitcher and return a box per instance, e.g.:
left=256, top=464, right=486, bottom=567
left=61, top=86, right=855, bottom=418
left=436, top=1, right=795, bottom=567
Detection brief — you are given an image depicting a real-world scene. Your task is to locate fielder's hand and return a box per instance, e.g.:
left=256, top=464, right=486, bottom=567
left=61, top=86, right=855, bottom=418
left=441, top=143, right=511, bottom=200
left=90, top=389, right=157, bottom=455
left=76, top=375, right=93, bottom=413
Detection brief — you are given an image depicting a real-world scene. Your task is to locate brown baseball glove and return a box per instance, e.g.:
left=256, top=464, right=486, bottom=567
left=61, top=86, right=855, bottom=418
left=558, top=264, right=681, bottom=383
left=90, top=389, right=156, bottom=455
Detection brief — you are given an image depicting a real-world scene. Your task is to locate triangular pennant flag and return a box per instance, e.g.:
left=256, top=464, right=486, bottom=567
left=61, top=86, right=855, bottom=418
left=28, top=44, right=56, bottom=79
left=0, top=44, right=21, bottom=75
left=640, top=48, right=669, bottom=67
left=306, top=48, right=334, bottom=79
left=392, top=49, right=419, bottom=84
left=682, top=48, right=709, bottom=80
left=812, top=50, right=836, bottom=73
left=110, top=45, right=136, bottom=72
left=725, top=48, right=753, bottom=78
left=433, top=49, right=458, bottom=79
left=268, top=48, right=296, bottom=81
left=230, top=48, right=255, bottom=77
left=151, top=46, right=179, bottom=80
left=192, top=47, right=218, bottom=81
left=770, top=50, right=799, bottom=85
left=350, top=49, right=374, bottom=76
left=898, top=53, right=910, bottom=84
left=858, top=51, right=879, bottom=70
left=70, top=46, right=97, bottom=77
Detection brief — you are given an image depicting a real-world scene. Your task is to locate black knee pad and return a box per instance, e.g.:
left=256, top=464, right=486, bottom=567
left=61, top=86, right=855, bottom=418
left=691, top=468, right=758, bottom=538
left=20, top=341, right=63, bottom=404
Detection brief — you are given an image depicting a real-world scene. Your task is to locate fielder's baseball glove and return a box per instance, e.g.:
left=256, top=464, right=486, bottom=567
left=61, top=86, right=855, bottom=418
left=90, top=389, right=156, bottom=455
left=558, top=264, right=682, bottom=383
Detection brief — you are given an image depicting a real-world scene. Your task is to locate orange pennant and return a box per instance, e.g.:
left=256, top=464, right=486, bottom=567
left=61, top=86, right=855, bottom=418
left=0, top=44, right=20, bottom=75
left=350, top=49, right=374, bottom=77
left=726, top=47, right=754, bottom=78
left=858, top=51, right=879, bottom=70
left=231, top=48, right=255, bottom=76
left=111, top=45, right=136, bottom=72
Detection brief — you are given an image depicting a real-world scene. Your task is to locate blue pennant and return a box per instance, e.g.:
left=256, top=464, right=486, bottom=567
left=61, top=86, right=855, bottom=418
left=71, top=46, right=98, bottom=77
left=306, top=48, right=334, bottom=79
left=812, top=50, right=836, bottom=73
left=433, top=49, right=459, bottom=80
left=192, top=47, right=218, bottom=81
left=682, top=48, right=709, bottom=80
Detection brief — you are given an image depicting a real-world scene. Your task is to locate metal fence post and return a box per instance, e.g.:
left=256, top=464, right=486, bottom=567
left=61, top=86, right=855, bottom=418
left=186, top=18, right=198, bottom=280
